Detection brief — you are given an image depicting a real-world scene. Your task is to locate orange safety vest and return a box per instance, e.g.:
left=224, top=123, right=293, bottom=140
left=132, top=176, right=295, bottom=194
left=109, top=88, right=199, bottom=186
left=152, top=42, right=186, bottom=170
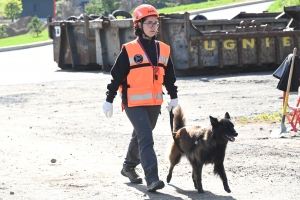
left=120, top=39, right=170, bottom=107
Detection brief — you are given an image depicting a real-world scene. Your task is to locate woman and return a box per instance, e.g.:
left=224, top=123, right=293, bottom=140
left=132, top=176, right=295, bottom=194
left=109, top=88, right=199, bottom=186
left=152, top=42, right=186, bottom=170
left=102, top=4, right=178, bottom=192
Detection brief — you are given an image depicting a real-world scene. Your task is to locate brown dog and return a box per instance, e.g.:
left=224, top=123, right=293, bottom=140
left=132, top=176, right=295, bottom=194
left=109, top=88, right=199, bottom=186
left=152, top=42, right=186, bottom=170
left=166, top=105, right=238, bottom=193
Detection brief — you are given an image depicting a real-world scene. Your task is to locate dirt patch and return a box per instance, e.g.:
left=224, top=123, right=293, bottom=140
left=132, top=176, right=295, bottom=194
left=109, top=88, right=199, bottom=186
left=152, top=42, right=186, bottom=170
left=0, top=71, right=299, bottom=199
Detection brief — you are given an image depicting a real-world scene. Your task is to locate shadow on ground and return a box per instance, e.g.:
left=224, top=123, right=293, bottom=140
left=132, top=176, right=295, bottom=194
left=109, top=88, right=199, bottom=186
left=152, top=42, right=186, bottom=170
left=124, top=182, right=236, bottom=199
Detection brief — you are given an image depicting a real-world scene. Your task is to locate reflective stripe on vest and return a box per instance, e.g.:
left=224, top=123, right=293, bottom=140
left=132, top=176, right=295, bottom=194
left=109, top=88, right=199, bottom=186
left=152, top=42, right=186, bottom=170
left=159, top=55, right=169, bottom=66
left=130, top=93, right=152, bottom=101
left=129, top=92, right=163, bottom=101
left=156, top=93, right=163, bottom=99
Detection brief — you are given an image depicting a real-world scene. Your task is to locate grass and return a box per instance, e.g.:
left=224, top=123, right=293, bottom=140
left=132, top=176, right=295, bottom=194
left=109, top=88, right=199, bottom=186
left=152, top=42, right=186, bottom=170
left=237, top=111, right=282, bottom=124
left=158, top=0, right=300, bottom=14
left=157, top=0, right=250, bottom=14
left=0, top=29, right=50, bottom=48
left=267, top=0, right=300, bottom=12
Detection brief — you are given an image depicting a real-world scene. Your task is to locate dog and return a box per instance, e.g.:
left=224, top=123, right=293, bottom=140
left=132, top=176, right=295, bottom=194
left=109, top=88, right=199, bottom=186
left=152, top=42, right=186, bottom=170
left=166, top=105, right=238, bottom=193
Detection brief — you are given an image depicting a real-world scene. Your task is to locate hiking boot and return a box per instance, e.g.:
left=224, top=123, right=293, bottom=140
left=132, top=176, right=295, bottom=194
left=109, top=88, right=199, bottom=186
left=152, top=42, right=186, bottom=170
left=147, top=180, right=165, bottom=192
left=121, top=168, right=142, bottom=184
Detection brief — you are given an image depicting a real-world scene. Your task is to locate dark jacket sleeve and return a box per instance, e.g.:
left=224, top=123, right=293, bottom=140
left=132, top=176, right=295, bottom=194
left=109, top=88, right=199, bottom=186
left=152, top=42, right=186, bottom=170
left=164, top=56, right=178, bottom=99
left=276, top=54, right=300, bottom=92
left=105, top=47, right=130, bottom=103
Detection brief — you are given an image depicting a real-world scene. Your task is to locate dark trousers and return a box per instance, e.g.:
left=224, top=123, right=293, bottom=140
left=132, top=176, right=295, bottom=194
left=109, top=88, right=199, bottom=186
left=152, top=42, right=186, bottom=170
left=123, top=104, right=161, bottom=185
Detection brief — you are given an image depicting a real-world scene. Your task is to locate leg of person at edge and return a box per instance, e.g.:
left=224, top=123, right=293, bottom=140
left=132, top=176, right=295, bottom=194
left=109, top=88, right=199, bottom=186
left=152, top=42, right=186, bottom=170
left=102, top=4, right=178, bottom=192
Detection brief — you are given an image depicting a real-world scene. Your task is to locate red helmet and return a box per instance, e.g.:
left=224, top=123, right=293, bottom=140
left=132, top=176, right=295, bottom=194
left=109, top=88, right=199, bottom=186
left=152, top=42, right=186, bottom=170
left=133, top=4, right=159, bottom=25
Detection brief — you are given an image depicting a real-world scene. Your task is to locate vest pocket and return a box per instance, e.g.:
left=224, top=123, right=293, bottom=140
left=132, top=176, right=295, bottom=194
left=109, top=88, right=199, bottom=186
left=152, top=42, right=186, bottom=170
left=127, top=87, right=153, bottom=107
left=156, top=68, right=165, bottom=84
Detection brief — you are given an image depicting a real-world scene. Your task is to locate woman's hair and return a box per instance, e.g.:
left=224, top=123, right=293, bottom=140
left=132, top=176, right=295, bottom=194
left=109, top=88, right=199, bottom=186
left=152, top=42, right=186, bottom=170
left=133, top=18, right=145, bottom=37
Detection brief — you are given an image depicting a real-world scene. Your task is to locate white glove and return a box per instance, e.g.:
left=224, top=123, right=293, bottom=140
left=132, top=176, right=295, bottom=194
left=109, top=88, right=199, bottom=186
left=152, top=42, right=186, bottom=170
left=103, top=101, right=113, bottom=118
left=167, top=98, right=178, bottom=112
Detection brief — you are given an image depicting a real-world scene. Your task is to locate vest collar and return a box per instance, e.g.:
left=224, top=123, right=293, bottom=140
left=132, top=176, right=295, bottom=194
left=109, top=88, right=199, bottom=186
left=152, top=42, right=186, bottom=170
left=138, top=36, right=156, bottom=44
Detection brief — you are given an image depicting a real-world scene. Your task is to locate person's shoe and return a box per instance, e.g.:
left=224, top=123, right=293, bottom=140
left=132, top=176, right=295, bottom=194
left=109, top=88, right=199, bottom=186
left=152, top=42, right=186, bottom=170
left=147, top=180, right=165, bottom=192
left=121, top=168, right=142, bottom=184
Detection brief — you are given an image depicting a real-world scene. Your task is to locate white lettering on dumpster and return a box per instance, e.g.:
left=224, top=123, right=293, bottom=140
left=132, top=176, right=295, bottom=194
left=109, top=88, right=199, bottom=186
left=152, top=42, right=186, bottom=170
left=54, top=26, right=61, bottom=37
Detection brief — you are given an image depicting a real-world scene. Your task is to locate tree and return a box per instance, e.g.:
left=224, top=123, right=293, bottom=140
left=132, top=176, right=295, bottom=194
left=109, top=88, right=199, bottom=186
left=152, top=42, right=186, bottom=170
left=101, top=0, right=120, bottom=14
left=85, top=0, right=121, bottom=16
left=28, top=15, right=44, bottom=37
left=0, top=25, right=8, bottom=39
left=3, top=0, right=23, bottom=22
left=56, top=0, right=82, bottom=20
left=119, top=0, right=143, bottom=12
left=84, top=0, right=104, bottom=15
left=0, top=1, right=4, bottom=17
left=144, top=0, right=166, bottom=8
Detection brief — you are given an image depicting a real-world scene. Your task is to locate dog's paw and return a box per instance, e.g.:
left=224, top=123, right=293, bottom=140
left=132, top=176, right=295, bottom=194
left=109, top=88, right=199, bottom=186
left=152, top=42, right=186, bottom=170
left=197, top=188, right=204, bottom=193
left=224, top=186, right=231, bottom=193
left=166, top=175, right=171, bottom=183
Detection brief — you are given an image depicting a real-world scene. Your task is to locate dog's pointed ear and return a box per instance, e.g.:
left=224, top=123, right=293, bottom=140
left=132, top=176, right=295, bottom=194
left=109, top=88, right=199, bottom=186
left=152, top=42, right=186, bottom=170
left=209, top=116, right=218, bottom=126
left=225, top=112, right=230, bottom=119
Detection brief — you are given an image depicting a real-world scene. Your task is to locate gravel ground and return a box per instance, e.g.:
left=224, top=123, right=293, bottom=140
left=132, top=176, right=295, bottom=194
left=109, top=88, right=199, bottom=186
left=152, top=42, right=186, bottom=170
left=1, top=71, right=300, bottom=200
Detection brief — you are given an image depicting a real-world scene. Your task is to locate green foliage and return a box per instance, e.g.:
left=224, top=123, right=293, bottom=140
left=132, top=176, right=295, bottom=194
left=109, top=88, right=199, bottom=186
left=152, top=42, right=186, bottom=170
left=238, top=117, right=250, bottom=123
left=3, top=0, right=22, bottom=22
left=156, top=0, right=300, bottom=14
left=84, top=0, right=104, bottom=15
left=85, top=0, right=121, bottom=15
left=237, top=111, right=282, bottom=124
left=0, top=1, right=4, bottom=17
left=158, top=0, right=247, bottom=14
left=28, top=15, right=44, bottom=37
left=0, top=29, right=49, bottom=47
left=0, top=25, right=8, bottom=38
left=56, top=0, right=82, bottom=19
left=267, top=0, right=300, bottom=12
left=101, top=0, right=120, bottom=13
left=253, top=111, right=282, bottom=122
left=55, top=0, right=64, bottom=18
left=144, top=0, right=166, bottom=8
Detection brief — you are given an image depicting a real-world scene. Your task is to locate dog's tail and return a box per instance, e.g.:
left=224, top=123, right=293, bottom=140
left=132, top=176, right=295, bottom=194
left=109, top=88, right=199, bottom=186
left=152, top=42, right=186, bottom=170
left=173, top=105, right=186, bottom=132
